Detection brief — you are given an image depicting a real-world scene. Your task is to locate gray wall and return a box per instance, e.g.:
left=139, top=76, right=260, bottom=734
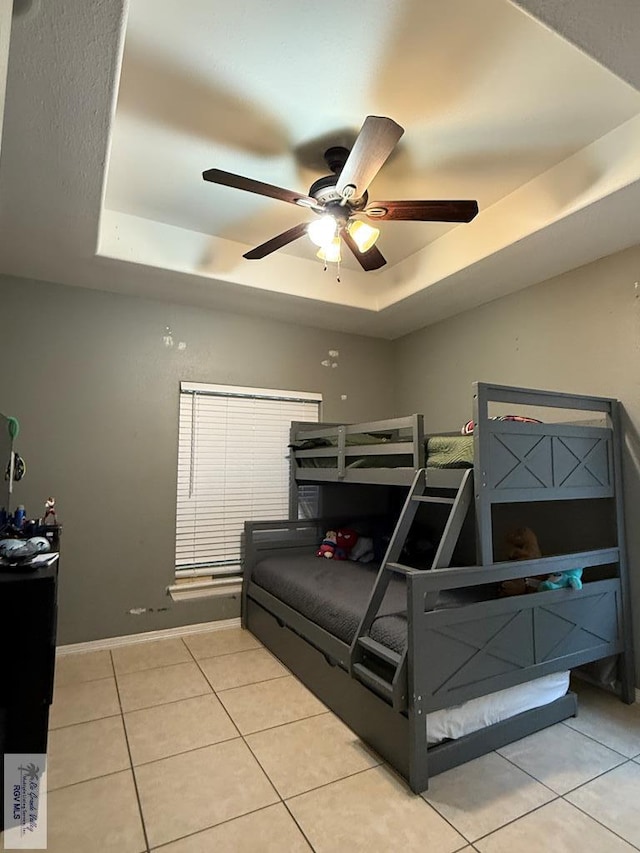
left=0, top=275, right=397, bottom=644
left=394, top=243, right=640, bottom=682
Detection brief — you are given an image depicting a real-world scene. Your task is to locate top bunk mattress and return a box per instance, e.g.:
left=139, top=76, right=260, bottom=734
left=251, top=554, right=495, bottom=654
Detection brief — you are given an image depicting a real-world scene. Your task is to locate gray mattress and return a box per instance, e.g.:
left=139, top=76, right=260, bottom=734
left=252, top=554, right=496, bottom=654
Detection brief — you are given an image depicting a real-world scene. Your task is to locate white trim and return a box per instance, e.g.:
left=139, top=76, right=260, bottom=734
left=169, top=583, right=242, bottom=601
left=636, top=687, right=640, bottom=704
left=56, top=617, right=241, bottom=657
left=180, top=381, right=322, bottom=402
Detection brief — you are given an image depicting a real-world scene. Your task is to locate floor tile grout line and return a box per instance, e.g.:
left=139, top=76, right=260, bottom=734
left=229, top=709, right=331, bottom=738
left=181, top=634, right=246, bottom=738
left=48, top=765, right=134, bottom=795
left=283, top=764, right=388, bottom=805
left=560, top=718, right=638, bottom=759
left=245, top=731, right=383, bottom=803
left=145, top=802, right=293, bottom=852
left=130, top=734, right=243, bottom=770
left=121, top=689, right=220, bottom=717
left=121, top=688, right=214, bottom=715
left=554, top=756, right=632, bottom=798
left=281, top=799, right=319, bottom=852
left=53, top=673, right=116, bottom=691
left=214, top=672, right=307, bottom=696
left=190, top=644, right=271, bottom=665
left=498, top=738, right=631, bottom=798
left=495, top=749, right=593, bottom=798
left=561, top=772, right=640, bottom=853
left=470, top=794, right=561, bottom=846
left=204, top=672, right=292, bottom=694
left=377, top=758, right=473, bottom=846
left=48, top=711, right=122, bottom=732
left=109, top=649, right=152, bottom=853
left=466, top=754, right=640, bottom=850
left=114, top=657, right=206, bottom=681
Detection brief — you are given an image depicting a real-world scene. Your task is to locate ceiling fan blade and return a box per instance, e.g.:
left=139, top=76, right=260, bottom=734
left=336, top=116, right=404, bottom=201
left=341, top=227, right=387, bottom=271
left=243, top=222, right=308, bottom=260
left=203, top=168, right=319, bottom=210
left=365, top=199, right=479, bottom=222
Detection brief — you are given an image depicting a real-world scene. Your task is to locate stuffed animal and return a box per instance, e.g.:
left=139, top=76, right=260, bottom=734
left=506, top=527, right=542, bottom=561
left=539, top=569, right=583, bottom=591
left=500, top=527, right=544, bottom=597
left=317, top=530, right=337, bottom=559
left=500, top=527, right=584, bottom=595
left=334, top=528, right=359, bottom=560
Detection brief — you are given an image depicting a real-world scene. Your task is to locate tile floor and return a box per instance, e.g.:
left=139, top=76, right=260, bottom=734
left=4, top=628, right=640, bottom=852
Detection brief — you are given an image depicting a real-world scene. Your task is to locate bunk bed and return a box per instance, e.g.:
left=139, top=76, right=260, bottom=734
left=242, top=382, right=636, bottom=793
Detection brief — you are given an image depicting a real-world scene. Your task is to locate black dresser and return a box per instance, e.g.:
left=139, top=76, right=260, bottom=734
left=0, top=560, right=58, bottom=759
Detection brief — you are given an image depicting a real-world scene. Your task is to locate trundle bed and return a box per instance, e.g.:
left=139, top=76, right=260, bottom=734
left=242, top=383, right=636, bottom=792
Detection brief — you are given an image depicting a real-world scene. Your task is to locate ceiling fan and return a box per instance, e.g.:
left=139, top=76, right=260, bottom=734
left=202, top=116, right=479, bottom=272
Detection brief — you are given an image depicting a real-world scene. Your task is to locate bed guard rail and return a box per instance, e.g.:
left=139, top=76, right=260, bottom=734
left=290, top=414, right=425, bottom=481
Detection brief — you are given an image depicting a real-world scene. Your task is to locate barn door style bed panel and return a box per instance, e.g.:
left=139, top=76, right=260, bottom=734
left=243, top=382, right=635, bottom=793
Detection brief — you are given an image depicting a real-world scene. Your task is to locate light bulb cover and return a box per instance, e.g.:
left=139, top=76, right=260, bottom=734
left=347, top=220, right=380, bottom=252
left=317, top=236, right=341, bottom=263
left=308, top=215, right=337, bottom=247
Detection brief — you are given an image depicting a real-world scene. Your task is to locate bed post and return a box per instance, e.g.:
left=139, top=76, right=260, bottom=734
left=407, top=574, right=430, bottom=792
left=289, top=423, right=300, bottom=520
left=610, top=400, right=637, bottom=703
left=473, top=382, right=493, bottom=565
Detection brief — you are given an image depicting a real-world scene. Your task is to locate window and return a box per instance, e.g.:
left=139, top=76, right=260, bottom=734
left=172, top=382, right=321, bottom=596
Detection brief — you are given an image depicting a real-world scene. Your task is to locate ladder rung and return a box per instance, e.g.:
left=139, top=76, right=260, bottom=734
left=412, top=495, right=455, bottom=504
left=385, top=562, right=419, bottom=576
left=357, top=636, right=402, bottom=667
left=353, top=663, right=393, bottom=702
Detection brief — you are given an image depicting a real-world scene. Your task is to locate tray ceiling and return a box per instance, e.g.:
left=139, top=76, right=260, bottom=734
left=1, top=0, right=640, bottom=336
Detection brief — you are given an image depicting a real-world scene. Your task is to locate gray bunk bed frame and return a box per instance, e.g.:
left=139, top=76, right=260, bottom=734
left=242, top=382, right=636, bottom=793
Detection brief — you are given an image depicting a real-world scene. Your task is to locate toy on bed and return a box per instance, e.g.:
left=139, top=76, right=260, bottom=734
left=500, top=527, right=583, bottom=596
left=317, top=530, right=338, bottom=559
left=539, top=569, right=583, bottom=591
left=499, top=527, right=543, bottom=597
left=316, top=528, right=359, bottom=560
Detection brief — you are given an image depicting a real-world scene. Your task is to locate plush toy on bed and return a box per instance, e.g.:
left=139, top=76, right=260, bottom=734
left=316, top=528, right=359, bottom=560
left=538, top=569, right=583, bottom=591
left=499, top=527, right=543, bottom=597
left=317, top=530, right=338, bottom=559
left=335, top=528, right=359, bottom=560
left=500, top=527, right=583, bottom=596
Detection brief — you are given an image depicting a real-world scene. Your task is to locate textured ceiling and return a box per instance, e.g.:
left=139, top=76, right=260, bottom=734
left=0, top=0, right=639, bottom=338
left=106, top=0, right=640, bottom=269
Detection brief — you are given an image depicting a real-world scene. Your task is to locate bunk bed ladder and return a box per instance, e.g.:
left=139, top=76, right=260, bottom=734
left=350, top=468, right=474, bottom=711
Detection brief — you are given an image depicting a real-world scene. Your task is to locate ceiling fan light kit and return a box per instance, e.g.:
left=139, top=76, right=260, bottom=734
left=202, top=115, right=479, bottom=272
left=347, top=220, right=380, bottom=252
left=307, top=215, right=337, bottom=248
left=316, top=237, right=342, bottom=264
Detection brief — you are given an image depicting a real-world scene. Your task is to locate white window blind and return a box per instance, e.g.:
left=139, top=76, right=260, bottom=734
left=175, top=383, right=320, bottom=579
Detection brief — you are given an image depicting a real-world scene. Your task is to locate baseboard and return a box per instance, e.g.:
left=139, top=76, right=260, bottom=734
left=56, top=617, right=241, bottom=656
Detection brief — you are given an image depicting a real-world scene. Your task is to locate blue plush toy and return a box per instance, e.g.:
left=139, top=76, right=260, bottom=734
left=538, top=569, right=583, bottom=591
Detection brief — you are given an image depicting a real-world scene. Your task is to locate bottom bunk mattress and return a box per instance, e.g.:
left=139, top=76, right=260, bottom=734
left=251, top=553, right=496, bottom=654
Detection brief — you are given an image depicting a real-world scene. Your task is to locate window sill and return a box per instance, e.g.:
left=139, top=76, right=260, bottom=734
left=168, top=582, right=242, bottom=602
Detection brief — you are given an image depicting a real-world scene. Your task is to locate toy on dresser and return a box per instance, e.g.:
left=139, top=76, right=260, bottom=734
left=44, top=497, right=57, bottom=525
left=316, top=528, right=359, bottom=560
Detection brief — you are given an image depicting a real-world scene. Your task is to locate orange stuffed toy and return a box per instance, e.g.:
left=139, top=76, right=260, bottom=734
left=499, top=527, right=543, bottom=597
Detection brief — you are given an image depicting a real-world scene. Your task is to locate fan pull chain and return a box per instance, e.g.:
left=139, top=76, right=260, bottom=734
left=336, top=257, right=341, bottom=283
